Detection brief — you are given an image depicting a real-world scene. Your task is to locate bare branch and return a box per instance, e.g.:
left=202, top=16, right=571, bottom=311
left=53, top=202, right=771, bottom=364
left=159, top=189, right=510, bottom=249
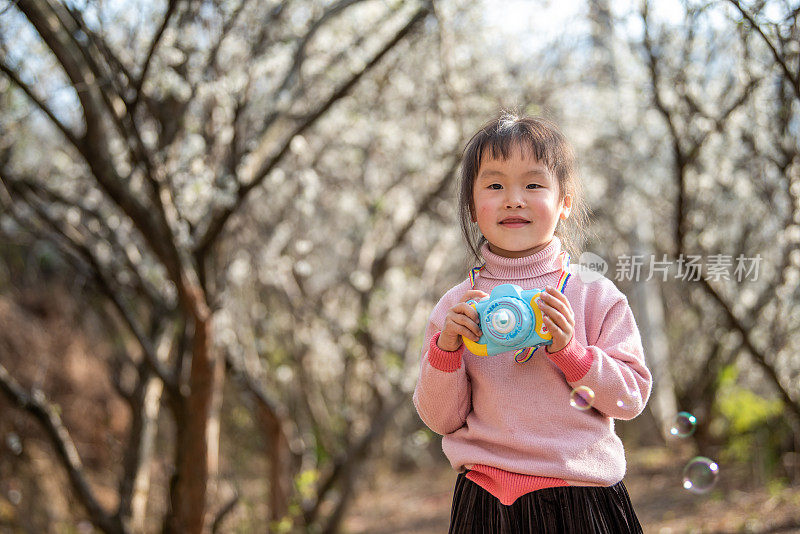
left=117, top=328, right=172, bottom=529
left=64, top=5, right=137, bottom=91
left=0, top=172, right=178, bottom=390
left=15, top=174, right=169, bottom=312
left=368, top=156, right=459, bottom=289
left=641, top=0, right=800, bottom=430
left=639, top=0, right=688, bottom=253
left=684, top=76, right=762, bottom=165
left=131, top=0, right=181, bottom=112
left=211, top=491, right=240, bottom=534
left=204, top=0, right=250, bottom=77
left=0, top=363, right=125, bottom=534
left=12, top=0, right=195, bottom=310
left=304, top=394, right=406, bottom=528
left=699, top=277, right=800, bottom=425
left=15, top=0, right=107, bottom=141
left=275, top=0, right=370, bottom=97
left=194, top=4, right=432, bottom=260
left=726, top=0, right=800, bottom=100
left=0, top=60, right=83, bottom=150
left=56, top=4, right=185, bottom=260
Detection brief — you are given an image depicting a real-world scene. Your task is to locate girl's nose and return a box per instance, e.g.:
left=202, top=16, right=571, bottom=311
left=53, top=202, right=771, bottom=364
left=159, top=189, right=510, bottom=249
left=504, top=190, right=526, bottom=208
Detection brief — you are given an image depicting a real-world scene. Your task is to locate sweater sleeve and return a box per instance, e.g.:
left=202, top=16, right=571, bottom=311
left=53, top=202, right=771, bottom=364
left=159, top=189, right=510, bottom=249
left=412, top=288, right=473, bottom=435
left=546, top=292, right=652, bottom=420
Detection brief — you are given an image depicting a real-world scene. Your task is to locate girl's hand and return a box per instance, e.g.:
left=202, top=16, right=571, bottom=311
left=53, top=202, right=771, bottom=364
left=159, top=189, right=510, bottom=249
left=539, top=286, right=575, bottom=353
left=437, top=290, right=490, bottom=352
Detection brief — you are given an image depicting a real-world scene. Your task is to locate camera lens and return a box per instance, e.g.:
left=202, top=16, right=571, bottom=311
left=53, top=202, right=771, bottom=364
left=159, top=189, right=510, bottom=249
left=490, top=308, right=516, bottom=334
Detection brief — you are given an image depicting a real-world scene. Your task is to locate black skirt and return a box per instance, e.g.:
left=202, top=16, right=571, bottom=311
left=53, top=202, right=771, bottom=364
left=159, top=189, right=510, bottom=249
left=449, top=471, right=643, bottom=534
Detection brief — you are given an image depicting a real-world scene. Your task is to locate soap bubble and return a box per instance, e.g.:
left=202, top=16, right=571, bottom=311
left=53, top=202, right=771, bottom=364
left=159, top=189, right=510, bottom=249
left=682, top=456, right=719, bottom=493
left=669, top=412, right=697, bottom=438
left=5, top=432, right=22, bottom=455
left=570, top=386, right=595, bottom=411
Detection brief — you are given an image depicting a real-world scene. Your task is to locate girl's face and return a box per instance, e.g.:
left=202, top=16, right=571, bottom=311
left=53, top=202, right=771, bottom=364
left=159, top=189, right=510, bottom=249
left=472, top=146, right=572, bottom=258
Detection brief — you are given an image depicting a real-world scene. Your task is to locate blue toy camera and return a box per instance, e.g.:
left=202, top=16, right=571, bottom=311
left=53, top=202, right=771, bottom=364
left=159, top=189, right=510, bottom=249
left=463, top=284, right=552, bottom=356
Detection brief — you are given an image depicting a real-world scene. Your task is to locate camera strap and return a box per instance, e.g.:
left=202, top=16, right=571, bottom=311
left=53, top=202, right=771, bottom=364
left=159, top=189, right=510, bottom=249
left=469, top=250, right=571, bottom=364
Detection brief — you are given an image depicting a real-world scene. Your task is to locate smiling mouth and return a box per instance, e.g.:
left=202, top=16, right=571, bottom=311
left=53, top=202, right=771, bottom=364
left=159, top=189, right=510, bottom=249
left=500, top=218, right=530, bottom=225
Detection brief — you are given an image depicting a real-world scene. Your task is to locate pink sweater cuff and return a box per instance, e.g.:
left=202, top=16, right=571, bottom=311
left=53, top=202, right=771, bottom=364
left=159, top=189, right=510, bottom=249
left=427, top=332, right=464, bottom=372
left=545, top=336, right=593, bottom=382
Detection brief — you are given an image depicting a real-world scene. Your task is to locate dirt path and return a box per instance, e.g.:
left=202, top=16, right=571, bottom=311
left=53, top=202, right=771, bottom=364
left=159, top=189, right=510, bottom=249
left=343, top=446, right=800, bottom=533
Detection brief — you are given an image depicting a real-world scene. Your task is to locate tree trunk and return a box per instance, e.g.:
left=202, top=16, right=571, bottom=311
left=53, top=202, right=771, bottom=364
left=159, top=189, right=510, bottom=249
left=167, top=309, right=219, bottom=534
left=130, top=376, right=164, bottom=533
left=255, top=400, right=293, bottom=525
left=628, top=210, right=678, bottom=441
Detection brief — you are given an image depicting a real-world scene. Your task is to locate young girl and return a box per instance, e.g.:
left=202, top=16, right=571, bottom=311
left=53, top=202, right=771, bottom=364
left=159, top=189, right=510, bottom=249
left=413, top=113, right=651, bottom=533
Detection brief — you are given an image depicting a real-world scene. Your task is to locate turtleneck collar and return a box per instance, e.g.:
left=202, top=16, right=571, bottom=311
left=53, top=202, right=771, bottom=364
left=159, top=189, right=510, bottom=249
left=478, top=237, right=564, bottom=281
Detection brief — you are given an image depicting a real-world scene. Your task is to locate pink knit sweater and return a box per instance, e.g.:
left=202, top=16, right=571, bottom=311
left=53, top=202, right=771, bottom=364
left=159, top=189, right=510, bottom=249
left=413, top=237, right=652, bottom=505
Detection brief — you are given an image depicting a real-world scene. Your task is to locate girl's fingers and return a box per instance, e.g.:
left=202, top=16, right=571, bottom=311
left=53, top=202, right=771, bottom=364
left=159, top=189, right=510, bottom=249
left=546, top=286, right=569, bottom=301
left=451, top=323, right=479, bottom=343
left=541, top=304, right=573, bottom=336
left=539, top=300, right=565, bottom=324
left=447, top=313, right=481, bottom=341
left=542, top=314, right=564, bottom=334
left=454, top=302, right=480, bottom=323
left=461, top=290, right=489, bottom=305
left=540, top=289, right=573, bottom=320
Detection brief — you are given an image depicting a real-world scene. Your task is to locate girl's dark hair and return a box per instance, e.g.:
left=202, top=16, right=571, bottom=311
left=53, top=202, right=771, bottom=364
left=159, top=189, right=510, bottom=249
left=458, top=111, right=590, bottom=264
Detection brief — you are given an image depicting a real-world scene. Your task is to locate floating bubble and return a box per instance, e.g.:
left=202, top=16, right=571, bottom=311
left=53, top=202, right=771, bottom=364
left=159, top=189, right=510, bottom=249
left=8, top=489, right=21, bottom=505
left=669, top=412, right=697, bottom=438
left=570, top=386, right=595, bottom=411
left=682, top=456, right=719, bottom=494
left=5, top=432, right=22, bottom=455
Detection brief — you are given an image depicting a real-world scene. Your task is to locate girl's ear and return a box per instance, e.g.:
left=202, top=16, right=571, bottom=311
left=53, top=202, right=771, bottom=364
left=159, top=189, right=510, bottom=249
left=560, top=194, right=572, bottom=220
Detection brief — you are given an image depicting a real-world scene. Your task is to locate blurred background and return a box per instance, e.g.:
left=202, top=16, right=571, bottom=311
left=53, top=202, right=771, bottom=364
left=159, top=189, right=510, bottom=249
left=1, top=0, right=799, bottom=532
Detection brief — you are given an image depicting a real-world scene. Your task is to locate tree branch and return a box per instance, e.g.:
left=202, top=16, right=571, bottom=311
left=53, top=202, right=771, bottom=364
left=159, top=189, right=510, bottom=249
left=0, top=60, right=83, bottom=150
left=0, top=172, right=178, bottom=390
left=726, top=0, right=800, bottom=101
left=194, top=3, right=432, bottom=259
left=64, top=5, right=137, bottom=91
left=13, top=0, right=195, bottom=311
left=304, top=394, right=406, bottom=528
left=640, top=0, right=688, bottom=254
left=368, top=156, right=459, bottom=289
left=131, top=0, right=181, bottom=112
left=211, top=491, right=240, bottom=534
left=274, top=0, right=370, bottom=98
left=203, top=0, right=250, bottom=77
left=0, top=363, right=125, bottom=534
left=699, top=277, right=800, bottom=425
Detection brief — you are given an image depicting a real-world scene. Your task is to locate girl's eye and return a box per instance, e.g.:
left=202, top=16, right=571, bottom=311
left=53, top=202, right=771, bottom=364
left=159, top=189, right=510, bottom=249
left=488, top=183, right=503, bottom=190
left=526, top=184, right=542, bottom=189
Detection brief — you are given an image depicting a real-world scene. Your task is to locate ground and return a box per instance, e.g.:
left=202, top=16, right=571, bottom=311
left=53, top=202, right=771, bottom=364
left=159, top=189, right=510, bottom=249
left=343, top=446, right=800, bottom=534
